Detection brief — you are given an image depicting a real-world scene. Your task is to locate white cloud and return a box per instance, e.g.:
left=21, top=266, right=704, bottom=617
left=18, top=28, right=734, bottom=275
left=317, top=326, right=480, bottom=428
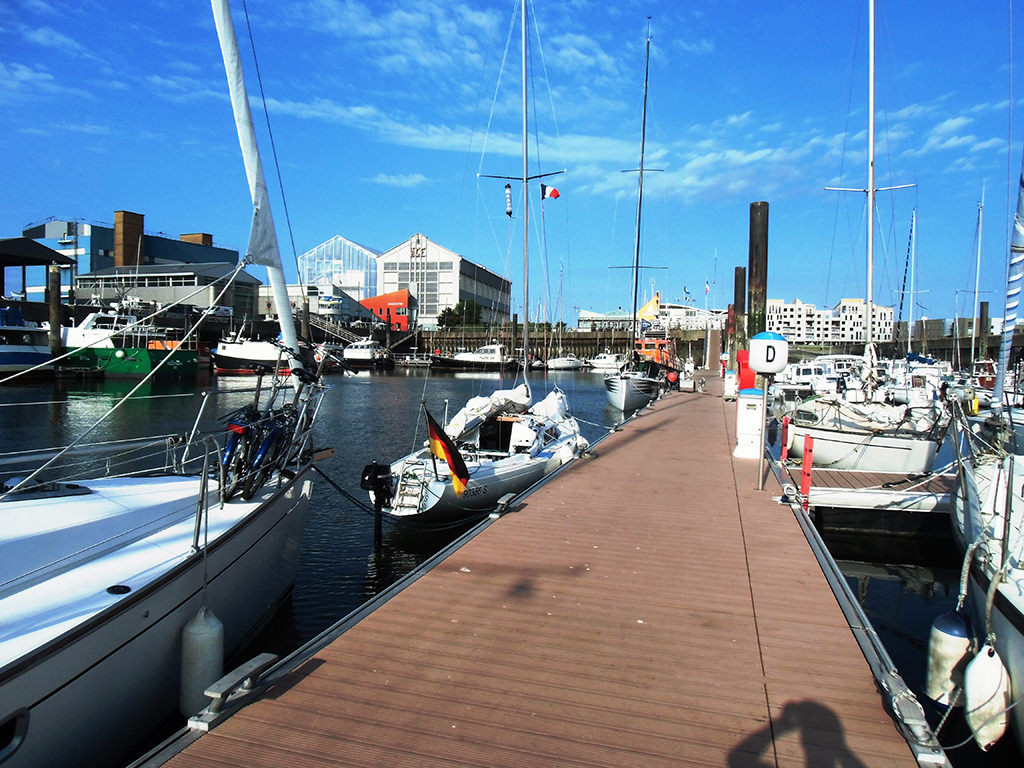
left=0, top=60, right=58, bottom=101
left=548, top=32, right=618, bottom=77
left=371, top=173, right=428, bottom=187
left=932, top=116, right=972, bottom=135
left=22, top=25, right=89, bottom=56
left=675, top=38, right=714, bottom=55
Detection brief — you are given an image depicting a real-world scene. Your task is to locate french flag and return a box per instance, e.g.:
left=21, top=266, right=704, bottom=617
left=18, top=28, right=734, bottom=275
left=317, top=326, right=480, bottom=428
left=540, top=183, right=560, bottom=199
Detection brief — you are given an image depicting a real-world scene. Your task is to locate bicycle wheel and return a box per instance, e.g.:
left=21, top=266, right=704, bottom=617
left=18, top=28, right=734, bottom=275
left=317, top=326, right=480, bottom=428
left=222, top=432, right=250, bottom=501
left=241, top=432, right=282, bottom=500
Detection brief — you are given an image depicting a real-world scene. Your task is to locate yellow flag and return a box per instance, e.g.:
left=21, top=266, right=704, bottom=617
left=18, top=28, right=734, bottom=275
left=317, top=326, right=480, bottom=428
left=637, top=291, right=660, bottom=323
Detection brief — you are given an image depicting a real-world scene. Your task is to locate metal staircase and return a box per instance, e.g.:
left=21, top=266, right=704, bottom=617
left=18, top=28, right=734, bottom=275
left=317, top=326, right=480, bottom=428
left=389, top=329, right=419, bottom=349
left=307, top=315, right=361, bottom=343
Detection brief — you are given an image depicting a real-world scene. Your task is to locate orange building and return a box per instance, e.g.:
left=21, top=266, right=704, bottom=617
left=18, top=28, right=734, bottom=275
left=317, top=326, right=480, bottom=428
left=361, top=289, right=416, bottom=331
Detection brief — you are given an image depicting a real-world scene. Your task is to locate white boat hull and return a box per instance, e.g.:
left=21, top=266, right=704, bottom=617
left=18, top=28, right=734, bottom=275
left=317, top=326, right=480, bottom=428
left=545, top=356, right=583, bottom=370
left=786, top=423, right=938, bottom=473
left=604, top=373, right=659, bottom=411
left=386, top=450, right=561, bottom=524
left=0, top=472, right=312, bottom=767
left=951, top=456, right=1024, bottom=749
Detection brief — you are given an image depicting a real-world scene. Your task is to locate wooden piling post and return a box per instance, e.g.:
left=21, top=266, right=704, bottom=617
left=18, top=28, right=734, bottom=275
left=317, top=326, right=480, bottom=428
left=747, top=202, right=768, bottom=338
left=47, top=264, right=63, bottom=359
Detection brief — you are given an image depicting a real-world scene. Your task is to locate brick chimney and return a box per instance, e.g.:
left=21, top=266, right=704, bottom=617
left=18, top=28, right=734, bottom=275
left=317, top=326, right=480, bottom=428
left=114, top=210, right=145, bottom=267
left=180, top=232, right=213, bottom=246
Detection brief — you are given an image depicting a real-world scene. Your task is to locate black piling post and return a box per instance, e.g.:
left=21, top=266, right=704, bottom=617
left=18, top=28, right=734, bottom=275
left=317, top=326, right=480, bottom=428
left=747, top=201, right=769, bottom=338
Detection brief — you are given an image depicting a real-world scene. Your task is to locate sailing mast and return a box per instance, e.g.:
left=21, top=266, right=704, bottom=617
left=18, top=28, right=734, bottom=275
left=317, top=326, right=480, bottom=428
left=630, top=26, right=653, bottom=352
left=827, top=0, right=912, bottom=356
left=521, top=0, right=530, bottom=391
left=211, top=0, right=302, bottom=375
left=479, top=0, right=563, bottom=386
left=907, top=208, right=915, bottom=355
left=866, top=0, right=875, bottom=346
left=970, top=190, right=984, bottom=366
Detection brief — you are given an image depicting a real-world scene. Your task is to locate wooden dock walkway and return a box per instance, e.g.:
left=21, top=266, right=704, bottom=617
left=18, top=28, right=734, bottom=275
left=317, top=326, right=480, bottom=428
left=152, top=381, right=943, bottom=767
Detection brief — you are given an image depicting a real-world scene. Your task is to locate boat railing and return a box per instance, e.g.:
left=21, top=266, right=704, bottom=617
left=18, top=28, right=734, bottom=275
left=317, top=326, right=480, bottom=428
left=0, top=434, right=196, bottom=500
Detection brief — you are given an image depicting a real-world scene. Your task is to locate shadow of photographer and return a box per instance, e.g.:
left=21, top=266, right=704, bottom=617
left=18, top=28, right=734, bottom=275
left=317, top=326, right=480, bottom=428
left=729, top=700, right=869, bottom=768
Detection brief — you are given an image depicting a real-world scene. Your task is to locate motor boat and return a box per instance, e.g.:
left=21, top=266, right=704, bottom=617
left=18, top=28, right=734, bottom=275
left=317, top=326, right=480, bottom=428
left=342, top=337, right=395, bottom=370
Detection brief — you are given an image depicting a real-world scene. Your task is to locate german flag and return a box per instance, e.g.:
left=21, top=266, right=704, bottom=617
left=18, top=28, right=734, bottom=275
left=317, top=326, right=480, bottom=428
left=425, top=406, right=470, bottom=497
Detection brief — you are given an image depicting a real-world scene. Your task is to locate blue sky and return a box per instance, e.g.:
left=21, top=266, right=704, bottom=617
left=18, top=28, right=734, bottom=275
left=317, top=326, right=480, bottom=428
left=1, top=0, right=1021, bottom=326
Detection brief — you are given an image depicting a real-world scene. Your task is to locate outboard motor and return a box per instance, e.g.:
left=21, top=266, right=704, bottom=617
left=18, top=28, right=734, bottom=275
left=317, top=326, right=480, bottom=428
left=360, top=461, right=393, bottom=508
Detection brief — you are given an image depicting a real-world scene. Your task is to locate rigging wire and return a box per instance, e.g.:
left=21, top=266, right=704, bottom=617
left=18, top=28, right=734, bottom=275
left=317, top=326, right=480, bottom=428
left=1006, top=0, right=1016, bottom=324
left=0, top=268, right=244, bottom=499
left=825, top=1, right=866, bottom=307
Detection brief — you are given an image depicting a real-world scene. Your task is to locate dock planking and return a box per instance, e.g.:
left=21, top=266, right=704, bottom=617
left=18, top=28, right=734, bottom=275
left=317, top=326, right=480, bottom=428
left=159, top=379, right=925, bottom=767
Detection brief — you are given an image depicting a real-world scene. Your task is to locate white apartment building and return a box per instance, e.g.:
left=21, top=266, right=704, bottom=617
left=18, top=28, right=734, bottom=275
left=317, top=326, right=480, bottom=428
left=767, top=298, right=893, bottom=344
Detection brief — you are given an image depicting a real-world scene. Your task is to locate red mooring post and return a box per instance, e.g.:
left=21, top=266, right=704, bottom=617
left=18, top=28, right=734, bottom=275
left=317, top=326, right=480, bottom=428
left=799, top=435, right=814, bottom=512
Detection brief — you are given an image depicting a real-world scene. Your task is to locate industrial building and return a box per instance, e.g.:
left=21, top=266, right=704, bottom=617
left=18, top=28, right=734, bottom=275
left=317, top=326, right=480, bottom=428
left=79, top=262, right=260, bottom=320
left=377, top=233, right=510, bottom=329
left=18, top=211, right=238, bottom=301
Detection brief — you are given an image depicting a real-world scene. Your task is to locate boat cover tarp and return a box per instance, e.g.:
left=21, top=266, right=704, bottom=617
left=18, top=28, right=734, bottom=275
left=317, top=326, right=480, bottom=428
left=445, top=384, right=531, bottom=440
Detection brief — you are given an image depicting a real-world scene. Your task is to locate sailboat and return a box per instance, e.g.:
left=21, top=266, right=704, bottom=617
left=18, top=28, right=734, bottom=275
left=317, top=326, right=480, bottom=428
left=603, top=29, right=663, bottom=412
left=545, top=265, right=583, bottom=370
left=365, top=0, right=588, bottom=526
left=940, top=148, right=1024, bottom=754
left=0, top=3, right=329, bottom=766
left=784, top=0, right=948, bottom=472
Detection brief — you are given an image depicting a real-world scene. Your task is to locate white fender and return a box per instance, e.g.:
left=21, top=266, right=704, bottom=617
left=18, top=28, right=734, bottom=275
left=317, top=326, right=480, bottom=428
left=180, top=605, right=224, bottom=716
left=925, top=610, right=971, bottom=707
left=964, top=644, right=1010, bottom=751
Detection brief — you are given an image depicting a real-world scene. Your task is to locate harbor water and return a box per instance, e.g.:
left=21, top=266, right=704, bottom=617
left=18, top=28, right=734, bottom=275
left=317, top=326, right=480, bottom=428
left=1, top=369, right=1018, bottom=765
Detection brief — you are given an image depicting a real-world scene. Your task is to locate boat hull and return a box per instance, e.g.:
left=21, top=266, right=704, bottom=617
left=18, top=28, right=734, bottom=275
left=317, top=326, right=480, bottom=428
left=0, top=472, right=312, bottom=768
left=951, top=456, right=1024, bottom=749
left=211, top=353, right=289, bottom=375
left=786, top=423, right=938, bottom=473
left=0, top=346, right=52, bottom=374
left=604, top=373, right=659, bottom=411
left=68, top=346, right=198, bottom=379
left=342, top=356, right=395, bottom=371
left=545, top=358, right=583, bottom=370
left=429, top=356, right=519, bottom=372
left=385, top=451, right=560, bottom=525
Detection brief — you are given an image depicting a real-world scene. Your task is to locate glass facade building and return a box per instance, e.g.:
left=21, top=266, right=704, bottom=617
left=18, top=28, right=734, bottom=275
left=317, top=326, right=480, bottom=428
left=298, top=235, right=380, bottom=301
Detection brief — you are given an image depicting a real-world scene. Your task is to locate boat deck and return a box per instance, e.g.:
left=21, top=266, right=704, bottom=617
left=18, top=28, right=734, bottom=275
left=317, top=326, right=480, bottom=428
left=780, top=462, right=956, bottom=513
left=151, top=377, right=940, bottom=767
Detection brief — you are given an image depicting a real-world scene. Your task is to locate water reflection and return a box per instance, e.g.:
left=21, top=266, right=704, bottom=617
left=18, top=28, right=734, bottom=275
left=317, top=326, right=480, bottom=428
left=823, top=530, right=1021, bottom=766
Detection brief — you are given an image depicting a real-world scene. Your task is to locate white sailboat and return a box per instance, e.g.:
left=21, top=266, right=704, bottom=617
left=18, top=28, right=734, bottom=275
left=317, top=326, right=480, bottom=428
left=785, top=0, right=947, bottom=472
left=940, top=147, right=1024, bottom=754
left=0, top=4, right=329, bottom=766
left=366, top=0, right=587, bottom=526
left=604, top=28, right=662, bottom=413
